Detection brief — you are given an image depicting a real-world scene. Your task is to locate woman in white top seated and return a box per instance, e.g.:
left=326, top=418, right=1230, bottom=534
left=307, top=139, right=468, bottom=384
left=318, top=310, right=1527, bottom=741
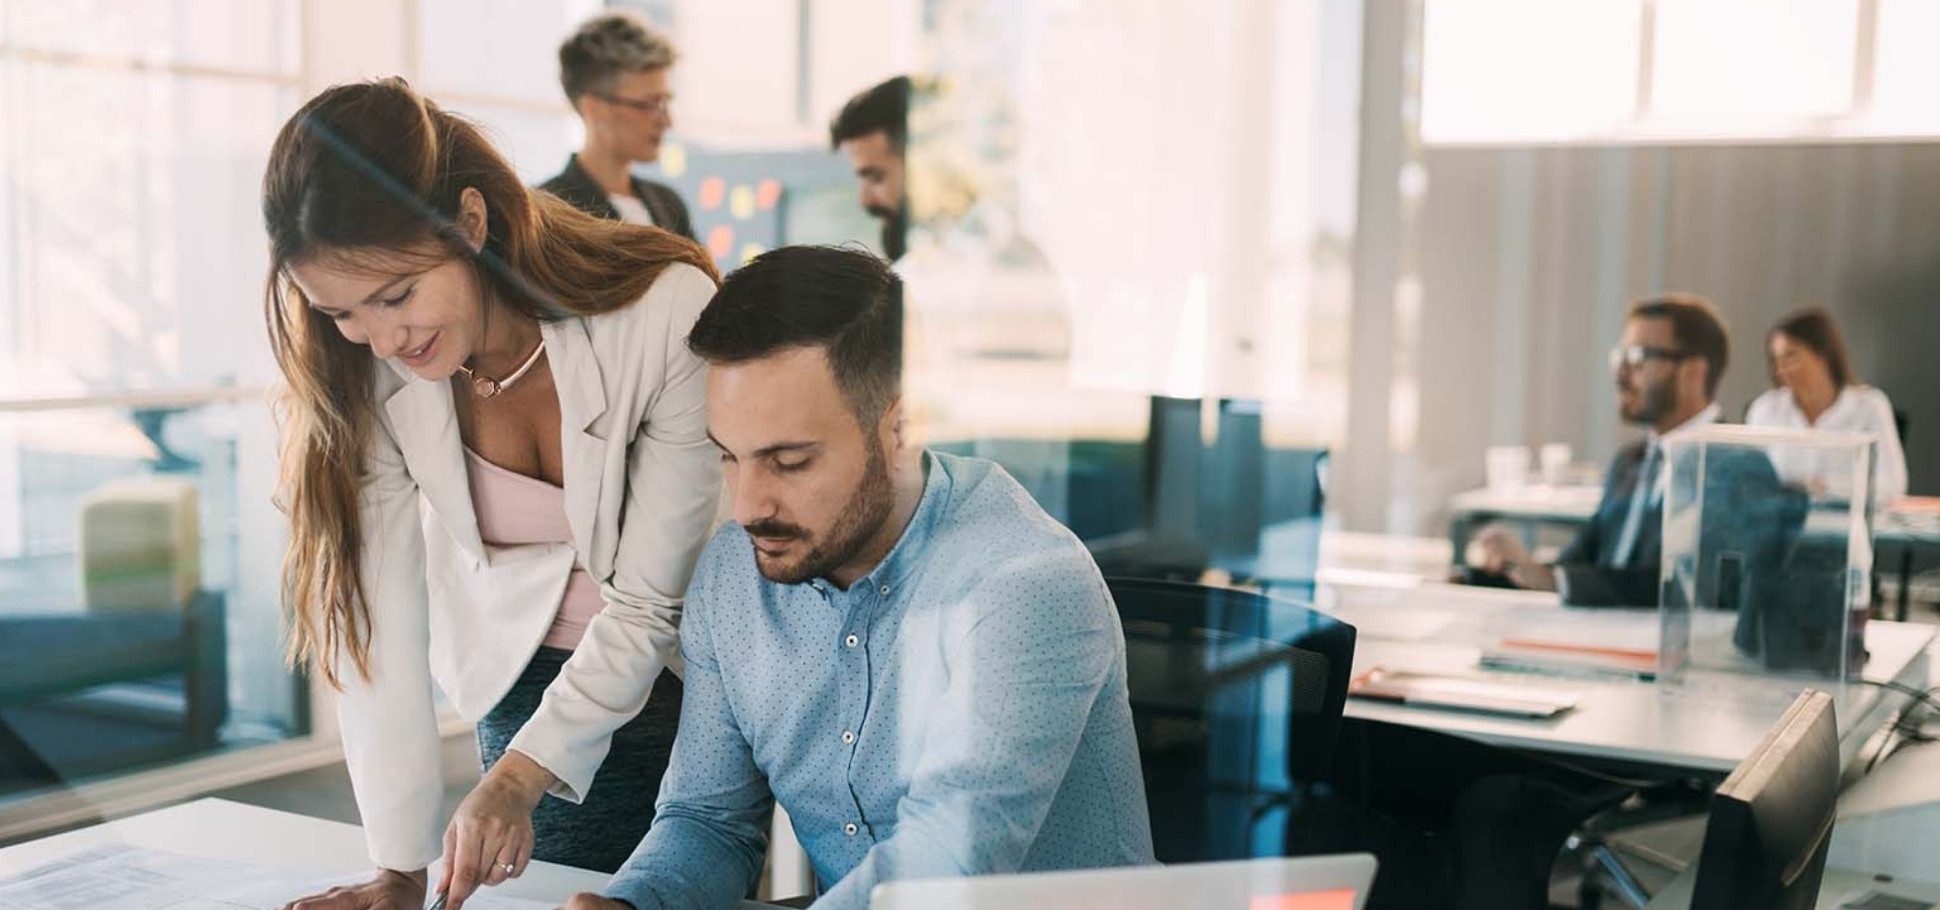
left=1746, top=306, right=1908, bottom=507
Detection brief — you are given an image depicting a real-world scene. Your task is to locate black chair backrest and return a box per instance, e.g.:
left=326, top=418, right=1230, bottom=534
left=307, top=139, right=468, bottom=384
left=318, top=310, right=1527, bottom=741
left=1109, top=577, right=1356, bottom=861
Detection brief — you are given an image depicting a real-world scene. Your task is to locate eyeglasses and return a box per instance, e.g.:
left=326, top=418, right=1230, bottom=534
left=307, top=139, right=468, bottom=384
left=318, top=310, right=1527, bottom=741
left=1608, top=343, right=1688, bottom=372
left=596, top=92, right=672, bottom=115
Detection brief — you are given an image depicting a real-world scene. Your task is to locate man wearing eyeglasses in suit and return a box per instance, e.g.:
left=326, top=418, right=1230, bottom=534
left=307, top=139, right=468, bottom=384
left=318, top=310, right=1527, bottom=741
left=541, top=11, right=696, bottom=240
left=1470, top=293, right=1739, bottom=606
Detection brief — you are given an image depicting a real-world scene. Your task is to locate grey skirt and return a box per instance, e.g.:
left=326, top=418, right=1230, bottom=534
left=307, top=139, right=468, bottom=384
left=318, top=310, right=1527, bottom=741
left=476, top=645, right=682, bottom=874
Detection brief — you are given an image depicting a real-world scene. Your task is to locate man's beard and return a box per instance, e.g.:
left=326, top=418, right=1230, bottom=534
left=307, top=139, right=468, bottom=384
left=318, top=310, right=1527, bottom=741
left=872, top=206, right=907, bottom=261
left=1621, top=375, right=1678, bottom=426
left=743, top=443, right=896, bottom=586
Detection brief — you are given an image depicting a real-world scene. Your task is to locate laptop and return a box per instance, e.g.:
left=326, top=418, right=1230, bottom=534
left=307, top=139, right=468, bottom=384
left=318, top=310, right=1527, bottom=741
left=870, top=854, right=1378, bottom=910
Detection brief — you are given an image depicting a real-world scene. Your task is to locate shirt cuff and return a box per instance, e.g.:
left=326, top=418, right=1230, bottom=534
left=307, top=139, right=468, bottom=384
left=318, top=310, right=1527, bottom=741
left=502, top=739, right=590, bottom=804
left=602, top=869, right=661, bottom=910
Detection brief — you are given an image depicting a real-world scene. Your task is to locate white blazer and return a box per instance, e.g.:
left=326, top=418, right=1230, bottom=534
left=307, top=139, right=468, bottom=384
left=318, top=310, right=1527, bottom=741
left=334, top=262, right=722, bottom=871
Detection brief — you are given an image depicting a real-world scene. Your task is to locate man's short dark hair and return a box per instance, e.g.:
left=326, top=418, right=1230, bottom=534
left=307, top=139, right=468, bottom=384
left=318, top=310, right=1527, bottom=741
left=689, top=246, right=903, bottom=427
left=1630, top=292, right=1730, bottom=398
left=829, top=76, right=910, bottom=152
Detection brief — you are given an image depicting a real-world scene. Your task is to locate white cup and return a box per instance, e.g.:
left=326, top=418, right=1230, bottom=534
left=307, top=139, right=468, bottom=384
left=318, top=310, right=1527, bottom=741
left=1539, top=443, right=1572, bottom=486
left=1485, top=445, right=1531, bottom=492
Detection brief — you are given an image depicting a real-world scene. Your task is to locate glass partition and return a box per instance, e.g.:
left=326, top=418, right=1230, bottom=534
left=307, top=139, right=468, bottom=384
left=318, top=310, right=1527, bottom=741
left=1659, top=424, right=1874, bottom=689
left=904, top=0, right=1363, bottom=596
left=0, top=393, right=303, bottom=809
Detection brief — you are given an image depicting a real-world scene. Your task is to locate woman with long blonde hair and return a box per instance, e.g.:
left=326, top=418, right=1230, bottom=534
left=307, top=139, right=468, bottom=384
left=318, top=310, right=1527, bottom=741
left=264, top=78, right=719, bottom=910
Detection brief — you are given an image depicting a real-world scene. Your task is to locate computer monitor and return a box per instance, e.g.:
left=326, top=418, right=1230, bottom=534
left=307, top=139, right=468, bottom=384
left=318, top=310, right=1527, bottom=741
left=870, top=854, right=1377, bottom=910
left=1691, top=688, right=1838, bottom=910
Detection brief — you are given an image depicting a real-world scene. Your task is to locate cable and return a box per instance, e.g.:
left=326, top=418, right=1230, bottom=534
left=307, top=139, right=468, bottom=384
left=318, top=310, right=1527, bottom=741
left=1853, top=678, right=1940, bottom=773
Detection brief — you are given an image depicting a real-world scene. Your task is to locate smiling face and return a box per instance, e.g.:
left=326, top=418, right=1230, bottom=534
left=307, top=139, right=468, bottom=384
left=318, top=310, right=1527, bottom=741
left=284, top=187, right=494, bottom=381
left=708, top=345, right=897, bottom=586
left=286, top=249, right=488, bottom=382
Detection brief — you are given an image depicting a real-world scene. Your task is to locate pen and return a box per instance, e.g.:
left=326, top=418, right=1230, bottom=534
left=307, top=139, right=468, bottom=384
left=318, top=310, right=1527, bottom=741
left=427, top=892, right=448, bottom=910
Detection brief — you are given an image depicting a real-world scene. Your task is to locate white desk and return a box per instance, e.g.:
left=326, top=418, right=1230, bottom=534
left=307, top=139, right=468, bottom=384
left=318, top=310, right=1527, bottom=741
left=1318, top=564, right=1934, bottom=776
left=1639, top=654, right=1940, bottom=908
left=0, top=798, right=782, bottom=909
left=1644, top=865, right=1940, bottom=909
left=1448, top=484, right=1605, bottom=524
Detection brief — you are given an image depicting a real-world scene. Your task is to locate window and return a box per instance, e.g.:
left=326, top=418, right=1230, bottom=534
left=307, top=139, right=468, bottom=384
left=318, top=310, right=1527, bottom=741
left=1421, top=0, right=1937, bottom=144
left=0, top=0, right=304, bottom=815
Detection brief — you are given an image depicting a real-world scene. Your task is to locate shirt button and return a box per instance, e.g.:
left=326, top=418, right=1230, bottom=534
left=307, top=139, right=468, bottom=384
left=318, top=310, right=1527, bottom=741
left=879, top=584, right=890, bottom=595
left=841, top=730, right=856, bottom=745
left=844, top=633, right=860, bottom=648
left=844, top=822, right=859, bottom=836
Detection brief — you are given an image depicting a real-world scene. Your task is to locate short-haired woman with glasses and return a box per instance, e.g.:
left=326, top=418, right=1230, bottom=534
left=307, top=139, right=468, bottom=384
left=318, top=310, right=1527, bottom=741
left=1747, top=305, right=1908, bottom=507
left=540, top=11, right=694, bottom=237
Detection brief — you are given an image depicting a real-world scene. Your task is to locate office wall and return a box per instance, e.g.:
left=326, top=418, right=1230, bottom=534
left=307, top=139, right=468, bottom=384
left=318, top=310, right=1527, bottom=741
left=1410, top=142, right=1940, bottom=533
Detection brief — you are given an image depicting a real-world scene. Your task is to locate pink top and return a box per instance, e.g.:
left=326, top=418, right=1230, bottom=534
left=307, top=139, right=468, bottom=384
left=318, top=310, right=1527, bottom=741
left=463, top=447, right=604, bottom=650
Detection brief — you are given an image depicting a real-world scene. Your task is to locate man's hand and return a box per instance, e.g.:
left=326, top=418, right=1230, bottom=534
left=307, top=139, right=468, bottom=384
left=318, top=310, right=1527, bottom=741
left=281, top=868, right=426, bottom=909
left=440, top=750, right=555, bottom=909
left=1468, top=524, right=1558, bottom=591
left=560, top=894, right=633, bottom=910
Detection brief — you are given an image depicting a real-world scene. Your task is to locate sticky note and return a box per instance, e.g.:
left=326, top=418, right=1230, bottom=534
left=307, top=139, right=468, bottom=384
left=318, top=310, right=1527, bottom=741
left=698, top=176, right=726, bottom=211
left=659, top=142, right=688, bottom=178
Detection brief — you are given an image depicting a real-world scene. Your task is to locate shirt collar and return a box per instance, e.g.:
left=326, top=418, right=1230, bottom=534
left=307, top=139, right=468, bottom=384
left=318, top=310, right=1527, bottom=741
left=811, top=450, right=950, bottom=597
left=1650, top=401, right=1722, bottom=445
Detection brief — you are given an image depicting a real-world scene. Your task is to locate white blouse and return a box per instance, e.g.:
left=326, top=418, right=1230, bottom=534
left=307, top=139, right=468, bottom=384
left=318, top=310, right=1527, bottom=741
left=608, top=192, right=656, bottom=226
left=1745, top=384, right=1908, bottom=507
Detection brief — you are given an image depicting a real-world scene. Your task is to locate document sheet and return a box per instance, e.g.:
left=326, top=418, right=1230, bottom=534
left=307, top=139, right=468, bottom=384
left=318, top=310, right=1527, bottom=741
left=0, top=844, right=553, bottom=910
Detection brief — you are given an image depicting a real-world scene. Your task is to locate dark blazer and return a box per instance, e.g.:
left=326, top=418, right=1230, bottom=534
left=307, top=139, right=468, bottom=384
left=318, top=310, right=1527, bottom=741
left=1555, top=441, right=1661, bottom=607
left=1556, top=436, right=1796, bottom=608
left=538, top=154, right=696, bottom=241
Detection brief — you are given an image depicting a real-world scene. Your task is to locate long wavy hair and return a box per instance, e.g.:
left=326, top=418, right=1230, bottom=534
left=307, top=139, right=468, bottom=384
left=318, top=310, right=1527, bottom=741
left=263, top=78, right=716, bottom=687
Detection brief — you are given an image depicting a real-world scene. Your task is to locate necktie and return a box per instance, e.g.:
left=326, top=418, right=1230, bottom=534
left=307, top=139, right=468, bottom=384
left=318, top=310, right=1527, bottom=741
left=1611, top=443, right=1661, bottom=568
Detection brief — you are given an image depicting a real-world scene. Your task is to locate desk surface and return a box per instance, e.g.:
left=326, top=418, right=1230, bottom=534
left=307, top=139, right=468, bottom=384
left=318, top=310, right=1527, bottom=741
left=1448, top=484, right=1604, bottom=522
left=1644, top=864, right=1940, bottom=909
left=0, top=798, right=780, bottom=909
left=1319, top=574, right=1933, bottom=776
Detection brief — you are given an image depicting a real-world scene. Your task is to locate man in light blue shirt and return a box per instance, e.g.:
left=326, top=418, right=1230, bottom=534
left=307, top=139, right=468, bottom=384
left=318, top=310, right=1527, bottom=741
left=561, top=246, right=1153, bottom=910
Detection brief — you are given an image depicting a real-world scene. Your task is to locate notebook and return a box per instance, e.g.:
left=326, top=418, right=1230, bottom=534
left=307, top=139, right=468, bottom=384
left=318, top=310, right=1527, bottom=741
left=1348, top=666, right=1584, bottom=719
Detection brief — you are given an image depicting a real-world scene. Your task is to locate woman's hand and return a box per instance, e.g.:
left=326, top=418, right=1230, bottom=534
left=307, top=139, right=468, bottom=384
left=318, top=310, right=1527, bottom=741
left=281, top=868, right=426, bottom=909
left=439, top=750, right=556, bottom=909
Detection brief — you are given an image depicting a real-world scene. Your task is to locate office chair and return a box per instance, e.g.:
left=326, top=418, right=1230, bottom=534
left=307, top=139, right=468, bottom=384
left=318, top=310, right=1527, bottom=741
left=1110, top=577, right=1356, bottom=864
left=1302, top=718, right=1642, bottom=910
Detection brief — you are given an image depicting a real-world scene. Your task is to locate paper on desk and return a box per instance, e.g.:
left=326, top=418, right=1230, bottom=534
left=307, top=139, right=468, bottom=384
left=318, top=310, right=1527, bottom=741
left=0, top=844, right=553, bottom=910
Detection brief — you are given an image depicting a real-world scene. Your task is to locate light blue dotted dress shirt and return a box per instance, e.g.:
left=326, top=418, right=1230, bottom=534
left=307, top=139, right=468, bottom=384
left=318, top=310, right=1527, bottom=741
left=604, top=451, right=1155, bottom=910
